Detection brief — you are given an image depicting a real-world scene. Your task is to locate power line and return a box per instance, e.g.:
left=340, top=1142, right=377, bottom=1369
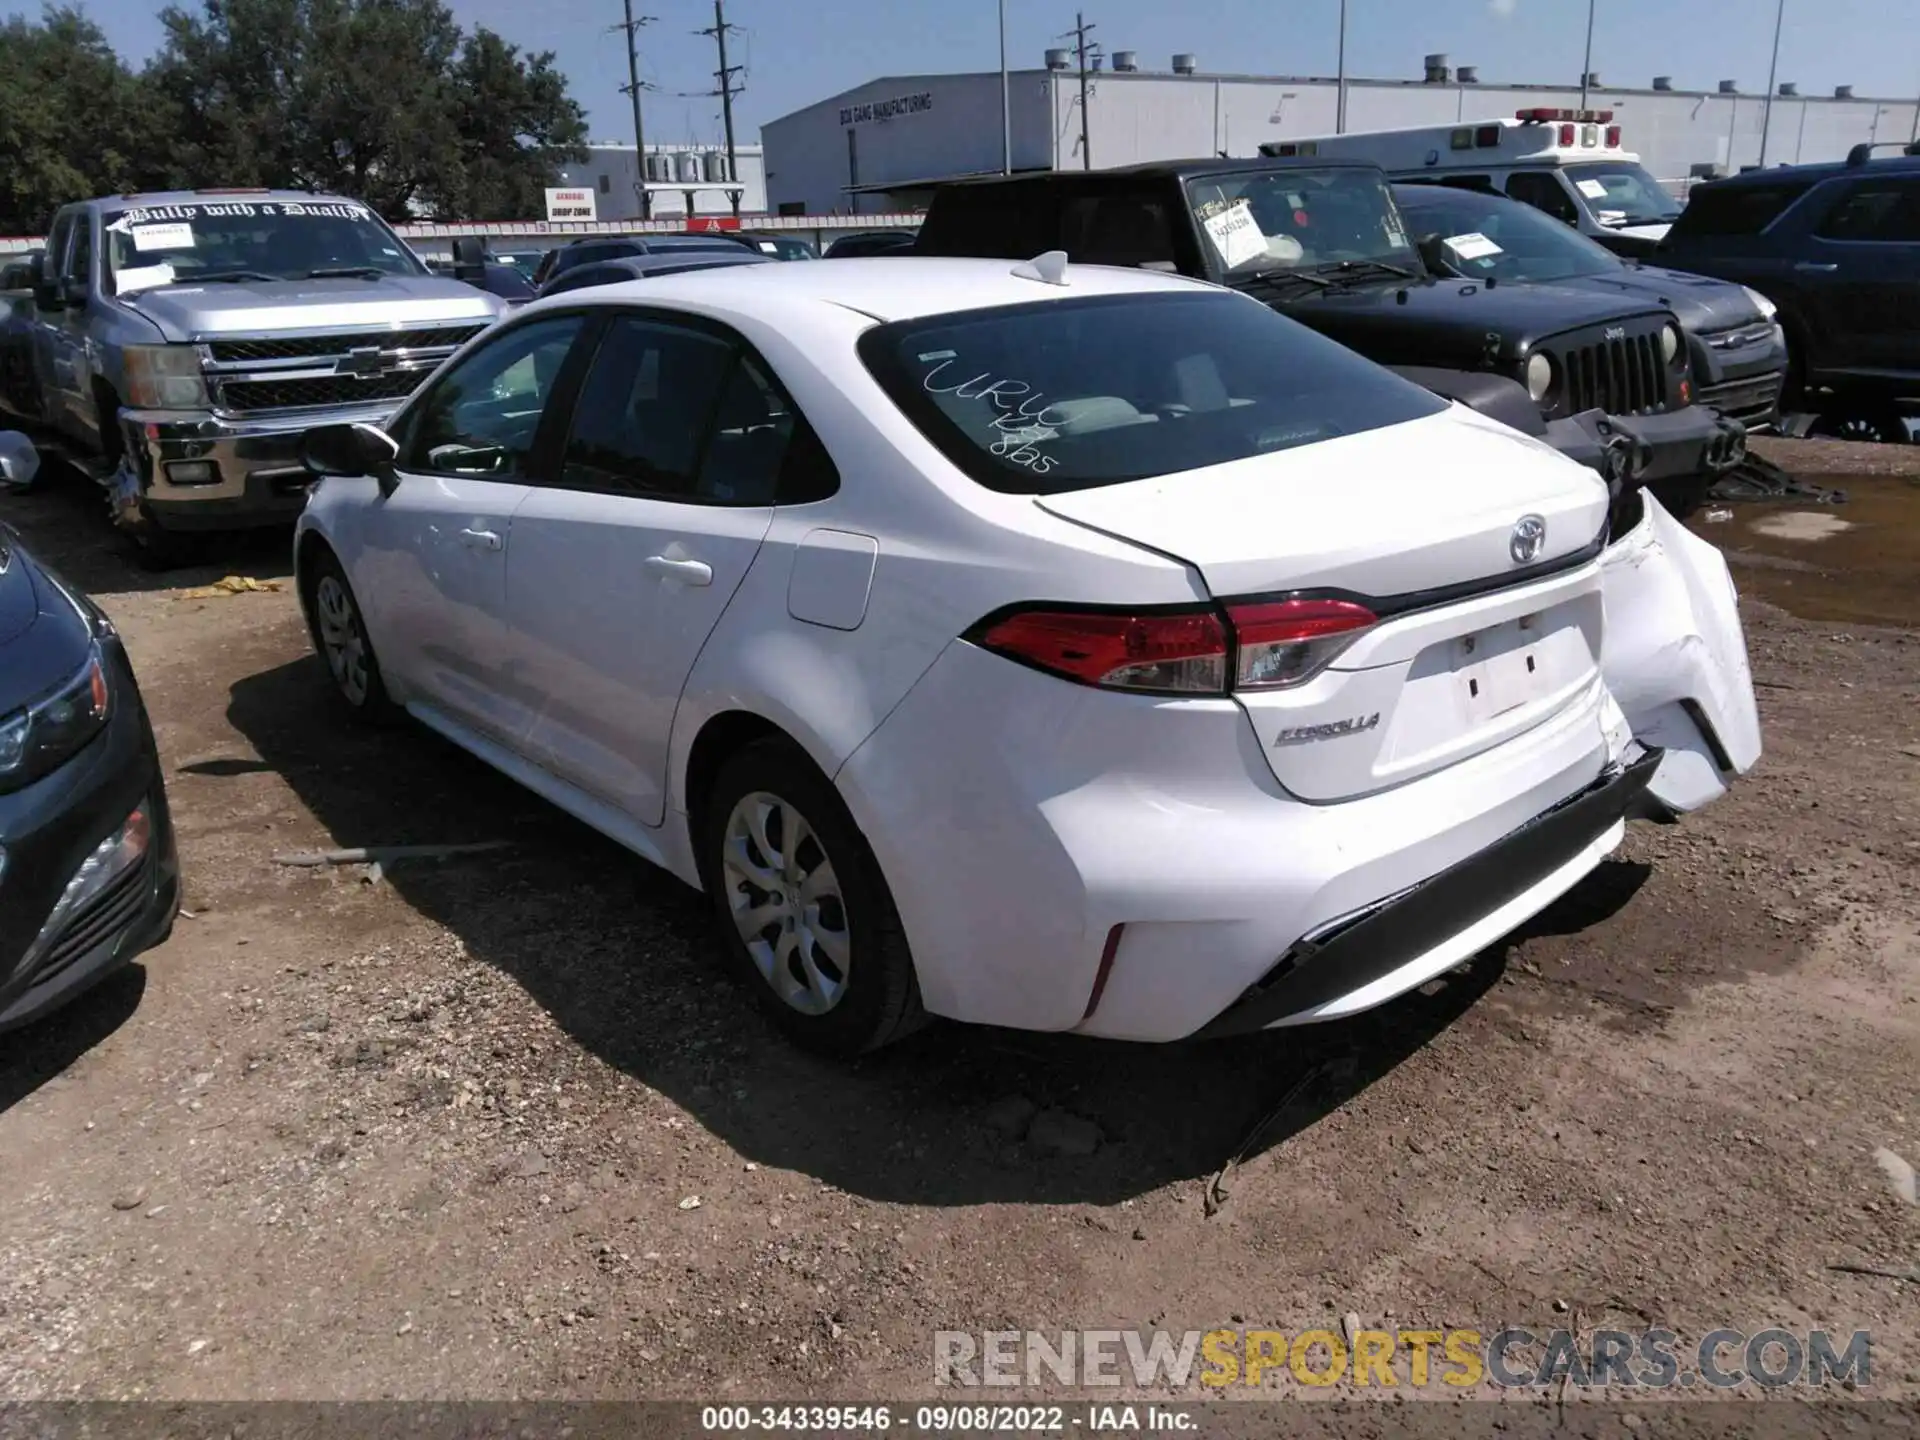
left=697, top=0, right=746, bottom=214
left=608, top=1, right=656, bottom=218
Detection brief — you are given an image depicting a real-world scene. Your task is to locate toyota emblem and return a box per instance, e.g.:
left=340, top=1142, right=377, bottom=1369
left=1510, top=514, right=1548, bottom=565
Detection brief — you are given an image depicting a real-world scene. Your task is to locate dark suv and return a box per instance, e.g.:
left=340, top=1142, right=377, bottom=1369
left=915, top=159, right=1746, bottom=512
left=1658, top=147, right=1920, bottom=443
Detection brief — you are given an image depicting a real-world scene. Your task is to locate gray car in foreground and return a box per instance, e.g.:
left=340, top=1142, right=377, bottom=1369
left=0, top=190, right=504, bottom=563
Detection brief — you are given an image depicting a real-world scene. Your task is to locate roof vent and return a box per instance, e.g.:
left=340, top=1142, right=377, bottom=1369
left=1583, top=71, right=1601, bottom=88
left=1090, top=51, right=1103, bottom=71
left=1778, top=81, right=1797, bottom=96
left=1112, top=50, right=1138, bottom=71
left=1044, top=48, right=1070, bottom=70
left=1652, top=75, right=1673, bottom=91
left=1457, top=64, right=1479, bottom=84
left=1834, top=84, right=1854, bottom=99
left=1172, top=53, right=1197, bottom=74
left=1423, top=52, right=1450, bottom=84
left=1718, top=79, right=1739, bottom=94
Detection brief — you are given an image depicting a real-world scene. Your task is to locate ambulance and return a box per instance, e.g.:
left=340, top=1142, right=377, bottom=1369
left=1259, top=110, right=1685, bottom=259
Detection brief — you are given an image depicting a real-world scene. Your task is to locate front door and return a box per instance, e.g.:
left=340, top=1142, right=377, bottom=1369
left=357, top=311, right=589, bottom=742
left=505, top=313, right=807, bottom=826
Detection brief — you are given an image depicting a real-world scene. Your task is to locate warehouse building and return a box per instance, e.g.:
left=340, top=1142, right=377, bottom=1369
left=553, top=142, right=768, bottom=221
left=762, top=53, right=1920, bottom=215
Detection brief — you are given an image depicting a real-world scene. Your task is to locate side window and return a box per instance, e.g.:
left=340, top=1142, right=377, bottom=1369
left=559, top=316, right=837, bottom=506
left=1815, top=181, right=1920, bottom=242
left=1505, top=171, right=1580, bottom=226
left=400, top=314, right=586, bottom=478
left=560, top=318, right=735, bottom=498
left=65, top=215, right=92, bottom=287
left=42, top=216, right=73, bottom=287
left=1066, top=194, right=1181, bottom=269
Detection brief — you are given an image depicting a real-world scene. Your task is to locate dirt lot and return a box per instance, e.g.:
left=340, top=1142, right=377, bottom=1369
left=0, top=443, right=1916, bottom=1408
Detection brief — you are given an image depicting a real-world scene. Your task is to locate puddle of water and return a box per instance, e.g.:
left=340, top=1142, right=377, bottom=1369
left=1691, top=474, right=1920, bottom=629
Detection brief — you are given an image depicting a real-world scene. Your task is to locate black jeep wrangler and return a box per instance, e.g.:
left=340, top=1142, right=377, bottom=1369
left=913, top=158, right=1747, bottom=513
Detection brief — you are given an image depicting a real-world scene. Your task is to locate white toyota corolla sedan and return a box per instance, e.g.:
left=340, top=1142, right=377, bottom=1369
left=292, top=254, right=1760, bottom=1056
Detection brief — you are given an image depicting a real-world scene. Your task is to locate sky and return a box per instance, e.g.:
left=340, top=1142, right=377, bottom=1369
left=29, top=0, right=1920, bottom=146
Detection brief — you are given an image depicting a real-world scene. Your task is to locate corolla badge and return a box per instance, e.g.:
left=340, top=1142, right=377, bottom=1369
left=1510, top=513, right=1548, bottom=564
left=1273, top=713, right=1381, bottom=746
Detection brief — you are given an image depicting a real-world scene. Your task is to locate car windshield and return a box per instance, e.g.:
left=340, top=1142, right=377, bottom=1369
left=103, top=198, right=421, bottom=294
left=1564, top=163, right=1683, bottom=226
left=858, top=291, right=1444, bottom=496
left=1396, top=187, right=1621, bottom=283
left=1183, top=166, right=1419, bottom=276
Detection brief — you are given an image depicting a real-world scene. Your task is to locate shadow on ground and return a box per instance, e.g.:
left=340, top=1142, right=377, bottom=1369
left=225, top=653, right=1646, bottom=1208
left=0, top=967, right=147, bottom=1117
left=0, top=461, right=294, bottom=595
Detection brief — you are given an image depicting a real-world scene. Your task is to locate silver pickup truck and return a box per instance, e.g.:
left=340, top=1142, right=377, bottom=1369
left=0, top=190, right=505, bottom=563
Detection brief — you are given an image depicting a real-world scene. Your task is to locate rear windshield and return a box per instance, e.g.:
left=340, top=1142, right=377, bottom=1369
left=857, top=290, right=1445, bottom=496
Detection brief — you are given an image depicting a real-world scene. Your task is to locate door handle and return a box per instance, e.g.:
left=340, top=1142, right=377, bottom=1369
left=459, top=526, right=503, bottom=551
left=645, top=555, right=714, bottom=586
left=1793, top=261, right=1838, bottom=273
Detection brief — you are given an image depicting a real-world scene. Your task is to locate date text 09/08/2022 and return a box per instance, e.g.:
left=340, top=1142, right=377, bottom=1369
left=701, top=1405, right=1193, bottom=1432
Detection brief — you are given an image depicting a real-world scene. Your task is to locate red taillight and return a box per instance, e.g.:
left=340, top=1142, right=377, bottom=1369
left=1227, top=598, right=1378, bottom=690
left=1605, top=125, right=1622, bottom=147
left=1558, top=123, right=1577, bottom=147
left=976, top=607, right=1229, bottom=694
left=974, top=597, right=1378, bottom=694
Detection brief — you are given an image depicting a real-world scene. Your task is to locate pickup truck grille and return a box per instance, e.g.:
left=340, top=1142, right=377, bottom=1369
left=219, top=370, right=425, bottom=413
left=207, top=325, right=489, bottom=363
left=200, top=319, right=487, bottom=416
left=1558, top=330, right=1668, bottom=417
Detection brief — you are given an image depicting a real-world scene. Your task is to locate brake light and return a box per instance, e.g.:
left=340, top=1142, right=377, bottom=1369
left=1559, top=123, right=1577, bottom=147
left=975, top=607, right=1229, bottom=694
left=1605, top=125, right=1622, bottom=147
left=971, top=597, right=1377, bottom=695
left=1227, top=598, right=1378, bottom=690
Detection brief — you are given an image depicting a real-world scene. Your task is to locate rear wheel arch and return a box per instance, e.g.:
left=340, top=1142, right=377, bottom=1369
left=683, top=711, right=796, bottom=865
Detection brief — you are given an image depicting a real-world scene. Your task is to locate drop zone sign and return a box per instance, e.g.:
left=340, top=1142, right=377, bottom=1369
left=544, top=188, right=597, bottom=222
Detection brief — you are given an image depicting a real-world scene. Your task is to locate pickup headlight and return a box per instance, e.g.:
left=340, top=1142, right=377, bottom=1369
left=1741, top=285, right=1779, bottom=321
left=124, top=345, right=210, bottom=409
left=0, top=645, right=111, bottom=794
left=1659, top=322, right=1682, bottom=364
left=1525, top=352, right=1554, bottom=403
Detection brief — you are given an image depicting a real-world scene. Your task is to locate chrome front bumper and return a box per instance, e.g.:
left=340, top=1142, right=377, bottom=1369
left=115, top=400, right=401, bottom=531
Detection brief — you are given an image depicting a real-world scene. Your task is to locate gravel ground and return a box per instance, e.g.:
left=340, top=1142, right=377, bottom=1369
left=0, top=442, right=1916, bottom=1409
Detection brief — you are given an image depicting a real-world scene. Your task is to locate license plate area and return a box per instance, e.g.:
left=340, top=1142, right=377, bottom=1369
left=1456, top=614, right=1551, bottom=724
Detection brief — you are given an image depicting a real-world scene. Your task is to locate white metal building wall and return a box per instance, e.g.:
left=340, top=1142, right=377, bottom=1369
left=767, top=67, right=1920, bottom=213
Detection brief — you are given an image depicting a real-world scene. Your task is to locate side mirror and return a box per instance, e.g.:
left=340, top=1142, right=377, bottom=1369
left=32, top=256, right=64, bottom=310
left=301, top=422, right=400, bottom=495
left=0, top=431, right=42, bottom=489
left=450, top=237, right=488, bottom=285
left=1415, top=233, right=1456, bottom=275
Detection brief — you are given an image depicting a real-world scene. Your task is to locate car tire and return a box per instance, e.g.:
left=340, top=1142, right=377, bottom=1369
left=1807, top=404, right=1910, bottom=446
left=700, top=738, right=926, bottom=1058
left=126, top=513, right=204, bottom=572
left=301, top=548, right=404, bottom=725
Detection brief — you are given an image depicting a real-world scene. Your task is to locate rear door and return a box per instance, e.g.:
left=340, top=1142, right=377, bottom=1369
left=1805, top=175, right=1920, bottom=374
left=503, top=310, right=816, bottom=826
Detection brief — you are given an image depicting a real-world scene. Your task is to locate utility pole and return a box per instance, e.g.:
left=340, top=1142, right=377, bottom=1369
left=1335, top=0, right=1348, bottom=133
left=1061, top=11, right=1096, bottom=169
left=1758, top=0, right=1785, bottom=166
left=1579, top=0, right=1596, bottom=109
left=613, top=0, right=655, bottom=219
left=699, top=0, right=746, bottom=216
left=998, top=0, right=1011, bottom=174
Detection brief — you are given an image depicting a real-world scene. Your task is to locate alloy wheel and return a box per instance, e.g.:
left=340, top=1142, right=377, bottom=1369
left=721, top=790, right=851, bottom=1016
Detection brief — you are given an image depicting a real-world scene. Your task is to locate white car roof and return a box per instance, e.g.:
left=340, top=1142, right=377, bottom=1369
left=526, top=255, right=1219, bottom=325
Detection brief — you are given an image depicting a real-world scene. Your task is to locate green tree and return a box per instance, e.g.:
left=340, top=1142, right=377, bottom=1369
left=0, top=6, right=154, bottom=232
left=143, top=0, right=586, bottom=220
